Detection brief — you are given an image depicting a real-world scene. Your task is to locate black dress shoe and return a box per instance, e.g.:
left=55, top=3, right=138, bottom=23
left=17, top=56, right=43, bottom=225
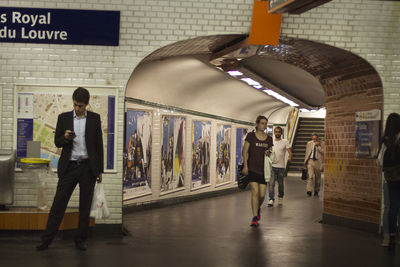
left=75, top=240, right=87, bottom=251
left=36, top=241, right=50, bottom=251
left=314, top=191, right=319, bottom=196
left=307, top=191, right=312, bottom=196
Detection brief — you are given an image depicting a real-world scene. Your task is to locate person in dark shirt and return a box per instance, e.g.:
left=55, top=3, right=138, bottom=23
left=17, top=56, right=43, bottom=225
left=381, top=112, right=400, bottom=248
left=242, top=115, right=273, bottom=227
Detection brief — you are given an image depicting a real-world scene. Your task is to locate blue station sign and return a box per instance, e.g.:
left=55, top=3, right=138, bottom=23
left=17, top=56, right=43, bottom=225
left=0, top=7, right=120, bottom=46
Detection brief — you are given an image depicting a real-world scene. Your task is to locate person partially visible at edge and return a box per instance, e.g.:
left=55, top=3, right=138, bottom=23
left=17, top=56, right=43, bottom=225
left=381, top=112, right=400, bottom=248
left=36, top=87, right=104, bottom=251
left=242, top=115, right=273, bottom=227
left=304, top=133, right=324, bottom=197
left=268, top=126, right=292, bottom=207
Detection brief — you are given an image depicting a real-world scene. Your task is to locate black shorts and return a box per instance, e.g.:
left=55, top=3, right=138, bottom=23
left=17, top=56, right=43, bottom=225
left=247, top=171, right=267, bottom=185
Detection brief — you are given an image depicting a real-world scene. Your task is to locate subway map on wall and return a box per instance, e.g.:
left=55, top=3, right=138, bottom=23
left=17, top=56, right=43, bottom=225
left=16, top=86, right=116, bottom=170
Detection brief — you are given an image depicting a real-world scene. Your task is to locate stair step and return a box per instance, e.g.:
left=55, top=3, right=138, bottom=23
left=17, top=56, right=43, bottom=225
left=296, top=129, right=325, bottom=133
left=292, top=156, right=305, bottom=159
left=299, top=118, right=325, bottom=122
left=298, top=122, right=325, bottom=126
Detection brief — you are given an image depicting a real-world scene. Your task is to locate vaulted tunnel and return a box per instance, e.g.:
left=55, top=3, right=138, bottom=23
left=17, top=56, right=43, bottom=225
left=125, top=35, right=383, bottom=227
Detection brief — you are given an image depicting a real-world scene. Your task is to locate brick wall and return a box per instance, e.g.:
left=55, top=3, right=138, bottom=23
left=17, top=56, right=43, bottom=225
left=281, top=0, right=399, bottom=224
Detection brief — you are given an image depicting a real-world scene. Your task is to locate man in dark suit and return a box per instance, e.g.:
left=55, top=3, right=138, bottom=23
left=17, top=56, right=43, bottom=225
left=36, top=87, right=104, bottom=251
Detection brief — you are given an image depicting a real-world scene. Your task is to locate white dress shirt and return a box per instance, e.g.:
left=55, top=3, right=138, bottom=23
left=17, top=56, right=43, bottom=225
left=70, top=110, right=88, bottom=160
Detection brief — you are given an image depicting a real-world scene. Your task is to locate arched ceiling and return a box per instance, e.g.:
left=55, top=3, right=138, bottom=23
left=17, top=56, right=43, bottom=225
left=126, top=35, right=377, bottom=124
left=240, top=57, right=325, bottom=107
left=126, top=56, right=289, bottom=123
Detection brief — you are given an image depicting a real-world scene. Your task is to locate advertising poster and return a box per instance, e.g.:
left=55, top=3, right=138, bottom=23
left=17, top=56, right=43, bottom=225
left=235, top=128, right=251, bottom=182
left=287, top=108, right=298, bottom=142
left=191, top=121, right=211, bottom=189
left=355, top=109, right=381, bottom=158
left=161, top=116, right=186, bottom=193
left=216, top=124, right=231, bottom=184
left=123, top=110, right=153, bottom=200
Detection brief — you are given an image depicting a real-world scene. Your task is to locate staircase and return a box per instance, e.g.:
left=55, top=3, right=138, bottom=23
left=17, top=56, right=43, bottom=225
left=288, top=117, right=325, bottom=172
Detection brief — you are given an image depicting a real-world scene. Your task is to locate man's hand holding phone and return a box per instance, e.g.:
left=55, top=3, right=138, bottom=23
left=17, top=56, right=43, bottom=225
left=65, top=130, right=76, bottom=140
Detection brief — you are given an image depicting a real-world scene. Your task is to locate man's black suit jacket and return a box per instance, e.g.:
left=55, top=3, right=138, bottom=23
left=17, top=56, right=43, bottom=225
left=54, top=111, right=104, bottom=179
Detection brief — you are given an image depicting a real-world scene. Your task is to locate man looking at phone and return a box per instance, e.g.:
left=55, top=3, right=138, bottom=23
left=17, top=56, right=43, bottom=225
left=36, top=87, right=104, bottom=251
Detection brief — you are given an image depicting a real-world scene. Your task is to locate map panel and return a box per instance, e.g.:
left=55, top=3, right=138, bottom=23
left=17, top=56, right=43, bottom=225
left=16, top=88, right=116, bottom=171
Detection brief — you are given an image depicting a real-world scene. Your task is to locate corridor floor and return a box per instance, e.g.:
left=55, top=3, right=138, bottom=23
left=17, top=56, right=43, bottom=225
left=0, top=174, right=399, bottom=267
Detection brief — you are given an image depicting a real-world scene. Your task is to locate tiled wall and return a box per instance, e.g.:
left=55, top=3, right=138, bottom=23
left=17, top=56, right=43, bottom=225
left=0, top=0, right=255, bottom=225
left=1, top=0, right=399, bottom=225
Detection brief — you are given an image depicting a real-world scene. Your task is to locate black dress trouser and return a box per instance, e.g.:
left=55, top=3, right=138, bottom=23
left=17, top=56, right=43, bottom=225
left=41, top=161, right=96, bottom=242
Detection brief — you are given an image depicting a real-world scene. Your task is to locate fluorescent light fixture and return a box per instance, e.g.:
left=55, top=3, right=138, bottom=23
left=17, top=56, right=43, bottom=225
left=299, top=108, right=309, bottom=112
left=241, top=77, right=262, bottom=88
left=227, top=70, right=243, bottom=76
left=263, top=89, right=299, bottom=107
left=234, top=75, right=300, bottom=106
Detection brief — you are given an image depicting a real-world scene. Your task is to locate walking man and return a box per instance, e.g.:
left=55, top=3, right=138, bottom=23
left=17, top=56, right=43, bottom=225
left=304, top=133, right=324, bottom=197
left=36, top=87, right=104, bottom=251
left=268, top=126, right=292, bottom=206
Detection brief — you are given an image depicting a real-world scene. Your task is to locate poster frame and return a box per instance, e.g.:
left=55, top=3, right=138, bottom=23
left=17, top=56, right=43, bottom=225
left=235, top=126, right=253, bottom=183
left=216, top=123, right=232, bottom=185
left=159, top=114, right=187, bottom=194
left=13, top=83, right=119, bottom=173
left=191, top=119, right=212, bottom=191
left=123, top=108, right=154, bottom=200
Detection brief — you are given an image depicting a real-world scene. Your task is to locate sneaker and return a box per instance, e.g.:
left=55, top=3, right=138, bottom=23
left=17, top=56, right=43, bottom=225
left=250, top=216, right=258, bottom=227
left=307, top=191, right=312, bottom=196
left=277, top=197, right=283, bottom=205
left=268, top=199, right=274, bottom=207
left=382, top=235, right=390, bottom=247
left=257, top=208, right=261, bottom=221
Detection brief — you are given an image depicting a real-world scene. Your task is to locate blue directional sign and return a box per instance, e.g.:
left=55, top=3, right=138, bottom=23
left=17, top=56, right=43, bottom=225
left=0, top=7, right=120, bottom=46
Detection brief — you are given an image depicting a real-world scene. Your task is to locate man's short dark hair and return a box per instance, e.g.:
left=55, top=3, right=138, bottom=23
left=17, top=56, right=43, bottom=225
left=274, top=126, right=283, bottom=132
left=72, top=87, right=90, bottom=104
left=312, top=133, right=319, bottom=138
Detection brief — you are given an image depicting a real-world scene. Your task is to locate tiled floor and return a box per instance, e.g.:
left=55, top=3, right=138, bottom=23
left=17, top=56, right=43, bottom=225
left=0, top=174, right=399, bottom=267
